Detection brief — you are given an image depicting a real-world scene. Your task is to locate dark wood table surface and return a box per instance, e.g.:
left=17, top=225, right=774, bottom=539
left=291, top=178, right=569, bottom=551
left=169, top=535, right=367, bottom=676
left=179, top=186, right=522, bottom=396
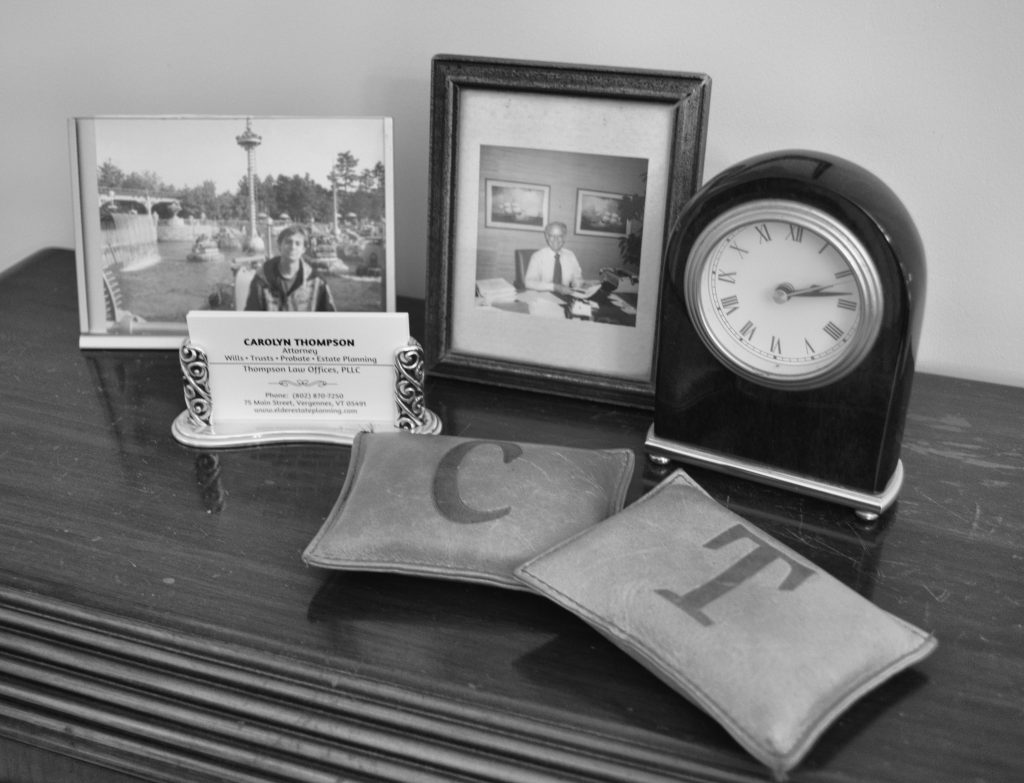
left=1, top=249, right=1021, bottom=783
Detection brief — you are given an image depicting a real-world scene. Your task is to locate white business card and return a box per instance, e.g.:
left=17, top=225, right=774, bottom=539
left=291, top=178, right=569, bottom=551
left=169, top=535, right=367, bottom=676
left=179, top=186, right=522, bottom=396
left=185, top=311, right=410, bottom=429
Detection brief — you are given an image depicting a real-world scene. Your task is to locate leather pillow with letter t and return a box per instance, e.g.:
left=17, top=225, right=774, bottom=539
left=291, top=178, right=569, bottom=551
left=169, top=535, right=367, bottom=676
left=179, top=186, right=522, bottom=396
left=303, top=432, right=634, bottom=589
left=514, top=469, right=937, bottom=779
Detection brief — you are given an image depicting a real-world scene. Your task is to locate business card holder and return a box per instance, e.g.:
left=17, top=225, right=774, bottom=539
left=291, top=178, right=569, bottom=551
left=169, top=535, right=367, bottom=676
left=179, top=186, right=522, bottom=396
left=171, top=337, right=441, bottom=448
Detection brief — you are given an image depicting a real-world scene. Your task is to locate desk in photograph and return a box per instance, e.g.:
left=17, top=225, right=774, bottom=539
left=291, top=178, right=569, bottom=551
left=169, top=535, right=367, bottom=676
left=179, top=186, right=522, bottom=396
left=0, top=249, right=1021, bottom=783
left=482, top=289, right=637, bottom=326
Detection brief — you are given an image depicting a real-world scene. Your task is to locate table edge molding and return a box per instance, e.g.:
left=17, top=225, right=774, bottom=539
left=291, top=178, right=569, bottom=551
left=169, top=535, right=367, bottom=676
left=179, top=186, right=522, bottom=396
left=0, top=586, right=756, bottom=783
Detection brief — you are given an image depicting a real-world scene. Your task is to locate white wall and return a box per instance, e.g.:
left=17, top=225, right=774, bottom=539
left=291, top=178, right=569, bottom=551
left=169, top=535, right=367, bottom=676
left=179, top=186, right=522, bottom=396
left=3, top=0, right=1021, bottom=386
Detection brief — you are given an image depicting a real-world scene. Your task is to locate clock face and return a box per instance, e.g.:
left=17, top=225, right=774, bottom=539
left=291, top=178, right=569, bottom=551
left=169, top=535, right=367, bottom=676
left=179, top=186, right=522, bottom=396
left=684, top=199, right=884, bottom=390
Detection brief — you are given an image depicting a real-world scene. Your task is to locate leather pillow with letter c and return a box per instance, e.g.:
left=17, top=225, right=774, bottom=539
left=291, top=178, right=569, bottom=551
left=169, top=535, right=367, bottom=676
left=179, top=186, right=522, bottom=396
left=514, top=469, right=938, bottom=778
left=303, top=432, right=634, bottom=589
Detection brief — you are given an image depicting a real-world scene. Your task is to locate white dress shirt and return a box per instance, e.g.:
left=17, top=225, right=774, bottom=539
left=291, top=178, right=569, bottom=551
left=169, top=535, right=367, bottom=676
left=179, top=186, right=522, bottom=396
left=523, top=246, right=583, bottom=292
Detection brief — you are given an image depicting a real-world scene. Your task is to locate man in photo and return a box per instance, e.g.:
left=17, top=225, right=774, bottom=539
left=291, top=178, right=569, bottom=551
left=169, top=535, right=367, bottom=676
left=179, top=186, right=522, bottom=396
left=245, top=225, right=336, bottom=311
left=523, top=221, right=583, bottom=295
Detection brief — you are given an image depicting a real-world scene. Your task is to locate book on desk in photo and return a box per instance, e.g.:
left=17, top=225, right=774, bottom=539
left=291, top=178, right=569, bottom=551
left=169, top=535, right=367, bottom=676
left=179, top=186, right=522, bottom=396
left=515, top=290, right=566, bottom=319
left=476, top=277, right=518, bottom=305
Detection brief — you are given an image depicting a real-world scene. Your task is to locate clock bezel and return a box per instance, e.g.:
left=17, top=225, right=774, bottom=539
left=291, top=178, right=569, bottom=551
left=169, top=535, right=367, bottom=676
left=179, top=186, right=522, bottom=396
left=683, top=199, right=885, bottom=391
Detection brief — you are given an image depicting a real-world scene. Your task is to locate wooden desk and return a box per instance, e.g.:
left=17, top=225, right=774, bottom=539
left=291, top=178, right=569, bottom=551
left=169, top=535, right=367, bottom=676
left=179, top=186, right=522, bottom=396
left=1, top=249, right=1021, bottom=783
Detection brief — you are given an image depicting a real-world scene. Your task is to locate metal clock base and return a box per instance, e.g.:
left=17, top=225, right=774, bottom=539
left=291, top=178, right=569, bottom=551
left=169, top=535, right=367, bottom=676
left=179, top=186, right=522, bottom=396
left=644, top=425, right=903, bottom=521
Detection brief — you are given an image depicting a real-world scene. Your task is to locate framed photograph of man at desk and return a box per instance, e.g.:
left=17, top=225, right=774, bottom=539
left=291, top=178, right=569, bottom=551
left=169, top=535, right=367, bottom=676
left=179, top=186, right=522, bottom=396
left=425, top=55, right=711, bottom=408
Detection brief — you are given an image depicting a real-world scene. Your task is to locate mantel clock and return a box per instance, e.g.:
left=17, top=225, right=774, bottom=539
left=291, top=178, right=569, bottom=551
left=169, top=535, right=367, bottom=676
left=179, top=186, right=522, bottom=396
left=646, top=150, right=926, bottom=519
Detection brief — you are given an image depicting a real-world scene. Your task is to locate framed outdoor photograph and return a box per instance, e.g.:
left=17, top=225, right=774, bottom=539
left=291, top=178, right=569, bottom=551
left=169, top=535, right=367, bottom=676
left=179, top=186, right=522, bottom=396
left=425, top=55, right=711, bottom=408
left=575, top=189, right=629, bottom=238
left=69, top=115, right=396, bottom=349
left=484, top=179, right=549, bottom=231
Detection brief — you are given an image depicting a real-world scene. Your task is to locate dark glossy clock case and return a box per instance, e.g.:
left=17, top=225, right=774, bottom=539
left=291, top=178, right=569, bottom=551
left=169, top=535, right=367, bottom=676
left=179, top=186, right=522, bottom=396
left=650, top=151, right=926, bottom=505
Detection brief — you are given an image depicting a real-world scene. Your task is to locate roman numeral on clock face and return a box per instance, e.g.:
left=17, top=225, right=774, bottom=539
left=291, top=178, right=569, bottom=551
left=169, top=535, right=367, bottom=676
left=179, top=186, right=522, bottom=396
left=720, top=295, right=740, bottom=315
left=824, top=321, right=844, bottom=340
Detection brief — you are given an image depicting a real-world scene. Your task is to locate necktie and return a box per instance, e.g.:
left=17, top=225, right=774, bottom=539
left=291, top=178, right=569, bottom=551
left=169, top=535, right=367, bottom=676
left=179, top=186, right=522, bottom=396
left=553, top=252, right=562, bottom=285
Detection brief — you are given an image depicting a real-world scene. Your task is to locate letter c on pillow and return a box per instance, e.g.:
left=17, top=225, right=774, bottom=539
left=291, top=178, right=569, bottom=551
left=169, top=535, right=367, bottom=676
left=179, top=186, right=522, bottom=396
left=433, top=440, right=524, bottom=523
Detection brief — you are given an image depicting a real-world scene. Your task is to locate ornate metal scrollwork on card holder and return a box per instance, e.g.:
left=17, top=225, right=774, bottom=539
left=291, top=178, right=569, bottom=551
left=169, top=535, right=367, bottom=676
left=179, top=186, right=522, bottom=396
left=395, top=338, right=434, bottom=432
left=180, top=341, right=213, bottom=428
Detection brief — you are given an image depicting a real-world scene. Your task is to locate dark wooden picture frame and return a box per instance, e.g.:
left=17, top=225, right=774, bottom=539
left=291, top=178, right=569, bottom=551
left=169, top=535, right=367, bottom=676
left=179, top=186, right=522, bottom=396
left=425, top=55, right=711, bottom=408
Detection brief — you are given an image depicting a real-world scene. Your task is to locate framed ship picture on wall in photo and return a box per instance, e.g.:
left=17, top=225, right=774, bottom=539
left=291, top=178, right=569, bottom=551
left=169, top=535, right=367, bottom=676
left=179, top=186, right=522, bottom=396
left=424, top=55, right=711, bottom=408
left=575, top=189, right=630, bottom=238
left=69, top=115, right=396, bottom=349
left=484, top=179, right=550, bottom=232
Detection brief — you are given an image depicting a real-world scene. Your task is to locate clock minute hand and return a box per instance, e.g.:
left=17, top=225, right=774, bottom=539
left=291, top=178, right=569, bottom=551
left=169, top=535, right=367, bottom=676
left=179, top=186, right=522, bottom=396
left=792, top=288, right=853, bottom=297
left=774, top=282, right=851, bottom=302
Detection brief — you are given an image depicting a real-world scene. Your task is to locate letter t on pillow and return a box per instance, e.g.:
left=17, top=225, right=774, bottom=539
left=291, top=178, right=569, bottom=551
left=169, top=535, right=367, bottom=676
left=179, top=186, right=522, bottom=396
left=515, top=469, right=937, bottom=779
